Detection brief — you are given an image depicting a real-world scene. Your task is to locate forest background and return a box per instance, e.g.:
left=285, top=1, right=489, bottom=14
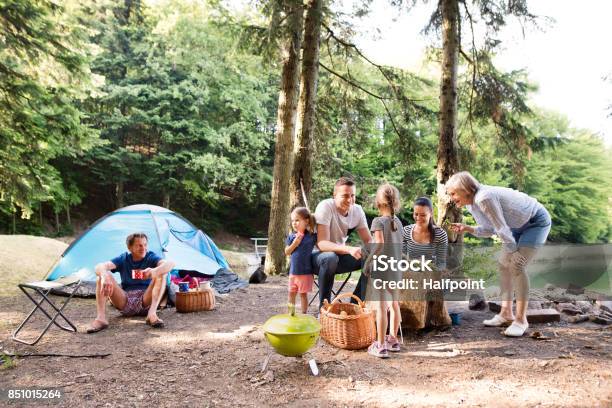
left=1, top=0, right=611, bottom=264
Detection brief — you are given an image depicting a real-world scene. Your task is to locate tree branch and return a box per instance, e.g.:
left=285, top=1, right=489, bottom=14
left=322, top=23, right=433, bottom=104
left=319, top=62, right=403, bottom=140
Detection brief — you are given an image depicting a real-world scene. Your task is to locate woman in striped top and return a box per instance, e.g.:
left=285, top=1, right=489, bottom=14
left=402, top=197, right=448, bottom=271
left=446, top=171, right=551, bottom=337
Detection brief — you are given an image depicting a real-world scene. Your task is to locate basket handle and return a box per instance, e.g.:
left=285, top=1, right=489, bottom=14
left=331, top=293, right=365, bottom=309
left=192, top=277, right=200, bottom=292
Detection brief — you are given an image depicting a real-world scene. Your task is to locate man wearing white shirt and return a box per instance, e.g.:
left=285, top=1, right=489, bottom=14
left=313, top=177, right=372, bottom=310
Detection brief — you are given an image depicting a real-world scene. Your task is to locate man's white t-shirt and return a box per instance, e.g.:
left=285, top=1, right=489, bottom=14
left=314, top=198, right=368, bottom=245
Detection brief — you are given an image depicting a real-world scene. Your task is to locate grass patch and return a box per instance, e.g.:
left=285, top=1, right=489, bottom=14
left=0, top=352, right=16, bottom=370
left=335, top=271, right=361, bottom=282
left=0, top=235, right=67, bottom=298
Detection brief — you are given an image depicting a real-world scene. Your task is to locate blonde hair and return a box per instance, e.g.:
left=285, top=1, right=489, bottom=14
left=375, top=183, right=401, bottom=231
left=291, top=207, right=316, bottom=233
left=445, top=171, right=480, bottom=197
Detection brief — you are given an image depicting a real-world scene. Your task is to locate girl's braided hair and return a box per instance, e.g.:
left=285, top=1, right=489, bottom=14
left=375, top=183, right=401, bottom=231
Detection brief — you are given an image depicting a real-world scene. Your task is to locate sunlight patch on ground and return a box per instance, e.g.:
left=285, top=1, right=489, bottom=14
left=0, top=235, right=67, bottom=298
left=325, top=377, right=568, bottom=406
left=143, top=324, right=262, bottom=347
left=0, top=311, right=22, bottom=330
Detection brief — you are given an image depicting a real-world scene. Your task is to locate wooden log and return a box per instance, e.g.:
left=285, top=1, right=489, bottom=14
left=526, top=308, right=561, bottom=324
left=398, top=270, right=451, bottom=329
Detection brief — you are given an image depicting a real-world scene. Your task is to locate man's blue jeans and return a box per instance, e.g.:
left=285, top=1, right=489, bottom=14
left=311, top=251, right=362, bottom=310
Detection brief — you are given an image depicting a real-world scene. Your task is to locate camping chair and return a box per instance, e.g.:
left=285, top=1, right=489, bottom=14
left=11, top=275, right=82, bottom=346
left=308, top=271, right=353, bottom=308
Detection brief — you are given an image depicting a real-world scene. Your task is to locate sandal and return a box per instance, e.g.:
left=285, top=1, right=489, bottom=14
left=483, top=314, right=513, bottom=327
left=145, top=317, right=164, bottom=328
left=86, top=319, right=109, bottom=334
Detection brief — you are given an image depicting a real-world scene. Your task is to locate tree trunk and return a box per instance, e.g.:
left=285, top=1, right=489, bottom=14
left=12, top=212, right=16, bottom=234
left=402, top=0, right=461, bottom=329
left=399, top=270, right=452, bottom=329
left=39, top=204, right=43, bottom=226
left=290, top=0, right=322, bottom=210
left=65, top=205, right=71, bottom=227
left=163, top=192, right=170, bottom=209
left=55, top=211, right=60, bottom=234
left=116, top=181, right=124, bottom=209
left=437, top=0, right=462, bottom=228
left=264, top=0, right=304, bottom=275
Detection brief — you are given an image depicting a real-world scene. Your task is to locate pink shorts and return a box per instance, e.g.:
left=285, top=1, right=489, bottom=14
left=288, top=275, right=314, bottom=294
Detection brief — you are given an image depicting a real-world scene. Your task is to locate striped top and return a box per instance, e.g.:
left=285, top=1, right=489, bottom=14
left=467, top=185, right=542, bottom=248
left=402, top=224, right=448, bottom=270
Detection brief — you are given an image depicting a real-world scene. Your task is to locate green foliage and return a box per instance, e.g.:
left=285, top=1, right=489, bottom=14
left=461, top=244, right=498, bottom=282
left=0, top=0, right=608, bottom=246
left=0, top=351, right=15, bottom=370
left=78, top=0, right=277, bottom=213
left=524, top=130, right=612, bottom=243
left=0, top=0, right=97, bottom=218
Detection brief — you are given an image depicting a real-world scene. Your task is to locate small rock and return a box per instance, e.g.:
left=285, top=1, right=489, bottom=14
left=545, top=283, right=556, bottom=291
left=596, top=300, right=612, bottom=314
left=488, top=301, right=502, bottom=313
left=504, top=350, right=516, bottom=356
left=576, top=300, right=594, bottom=314
left=469, top=293, right=486, bottom=310
left=556, top=302, right=582, bottom=315
left=528, top=300, right=542, bottom=310
left=589, top=314, right=612, bottom=325
left=567, top=314, right=589, bottom=324
left=566, top=283, right=585, bottom=295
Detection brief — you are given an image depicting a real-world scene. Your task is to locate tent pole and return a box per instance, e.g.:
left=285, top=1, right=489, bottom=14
left=149, top=210, right=166, bottom=258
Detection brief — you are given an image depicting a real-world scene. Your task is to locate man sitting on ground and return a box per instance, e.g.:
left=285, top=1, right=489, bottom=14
left=86, top=232, right=175, bottom=333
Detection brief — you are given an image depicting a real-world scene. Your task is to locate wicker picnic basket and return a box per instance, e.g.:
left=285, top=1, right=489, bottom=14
left=320, top=293, right=375, bottom=350
left=175, top=280, right=215, bottom=313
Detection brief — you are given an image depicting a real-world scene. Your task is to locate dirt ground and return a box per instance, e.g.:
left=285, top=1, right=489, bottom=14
left=0, top=276, right=610, bottom=407
left=0, top=235, right=611, bottom=407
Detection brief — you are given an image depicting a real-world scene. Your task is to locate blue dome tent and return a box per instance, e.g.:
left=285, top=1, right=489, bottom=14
left=46, top=205, right=246, bottom=294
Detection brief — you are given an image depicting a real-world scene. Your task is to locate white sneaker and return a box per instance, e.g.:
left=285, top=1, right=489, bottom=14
left=504, top=321, right=529, bottom=337
left=483, top=314, right=513, bottom=327
left=368, top=341, right=389, bottom=358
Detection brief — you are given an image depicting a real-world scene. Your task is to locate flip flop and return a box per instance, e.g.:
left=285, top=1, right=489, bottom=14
left=145, top=317, right=164, bottom=328
left=86, top=319, right=109, bottom=334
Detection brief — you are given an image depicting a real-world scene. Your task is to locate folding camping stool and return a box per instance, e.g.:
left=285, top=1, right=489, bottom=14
left=308, top=271, right=353, bottom=307
left=11, top=276, right=82, bottom=346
